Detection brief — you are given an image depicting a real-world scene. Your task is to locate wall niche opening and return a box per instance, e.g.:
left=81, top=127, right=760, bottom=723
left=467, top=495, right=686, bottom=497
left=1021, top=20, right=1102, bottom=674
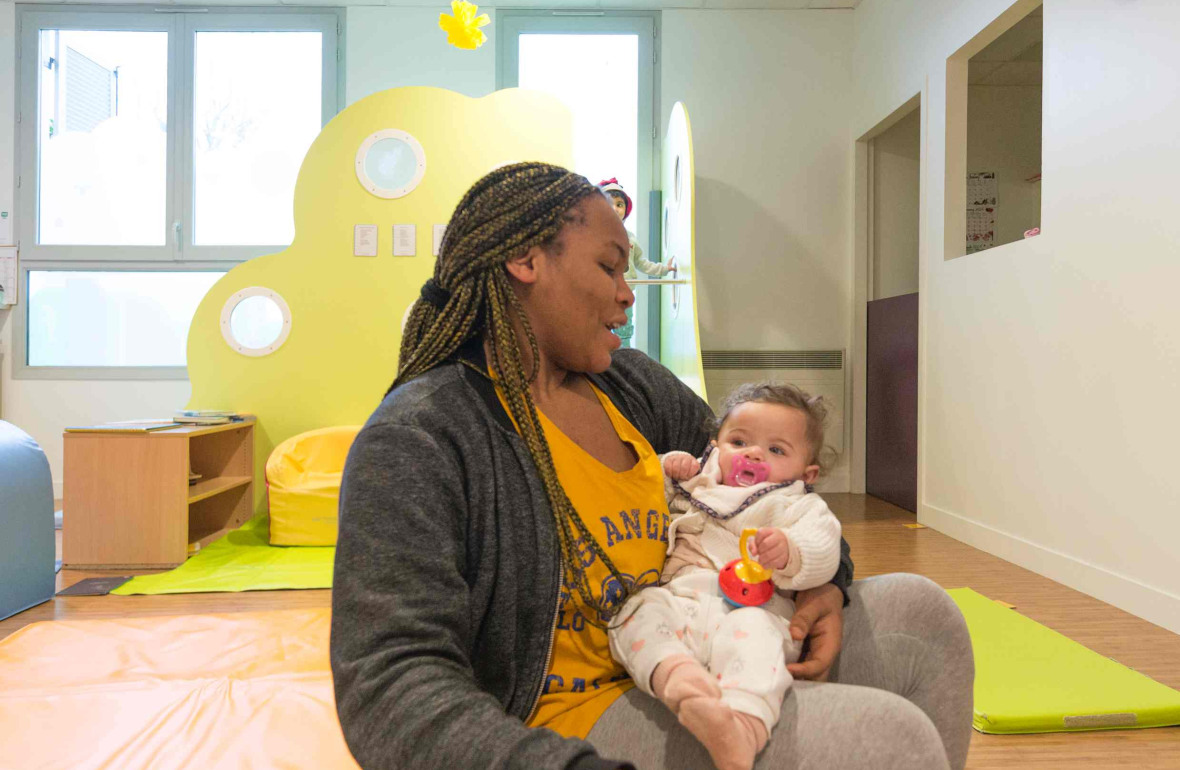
left=957, top=3, right=1043, bottom=256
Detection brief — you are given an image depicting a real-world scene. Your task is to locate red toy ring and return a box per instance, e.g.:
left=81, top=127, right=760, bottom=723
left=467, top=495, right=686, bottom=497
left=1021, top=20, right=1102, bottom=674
left=719, top=528, right=774, bottom=608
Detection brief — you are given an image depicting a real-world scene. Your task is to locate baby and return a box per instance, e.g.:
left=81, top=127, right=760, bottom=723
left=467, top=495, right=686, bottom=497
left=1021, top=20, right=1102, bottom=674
left=608, top=383, right=842, bottom=770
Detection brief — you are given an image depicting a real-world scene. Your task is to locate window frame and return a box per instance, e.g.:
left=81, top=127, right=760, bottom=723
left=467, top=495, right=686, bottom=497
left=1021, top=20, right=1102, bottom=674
left=177, top=11, right=341, bottom=262
left=17, top=5, right=342, bottom=264
left=496, top=10, right=658, bottom=238
left=496, top=10, right=661, bottom=354
left=13, top=5, right=343, bottom=379
left=17, top=9, right=182, bottom=264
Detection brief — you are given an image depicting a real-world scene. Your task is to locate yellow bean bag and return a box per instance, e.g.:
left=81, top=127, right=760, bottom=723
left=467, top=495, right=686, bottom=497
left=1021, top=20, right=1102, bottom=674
left=266, top=426, right=361, bottom=546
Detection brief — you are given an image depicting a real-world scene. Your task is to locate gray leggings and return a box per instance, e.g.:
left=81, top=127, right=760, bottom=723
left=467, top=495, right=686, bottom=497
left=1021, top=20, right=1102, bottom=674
left=587, top=574, right=974, bottom=770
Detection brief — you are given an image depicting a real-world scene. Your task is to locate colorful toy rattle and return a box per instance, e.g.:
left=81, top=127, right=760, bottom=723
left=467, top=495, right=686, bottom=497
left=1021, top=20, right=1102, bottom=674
left=725, top=454, right=770, bottom=487
left=719, top=528, right=775, bottom=608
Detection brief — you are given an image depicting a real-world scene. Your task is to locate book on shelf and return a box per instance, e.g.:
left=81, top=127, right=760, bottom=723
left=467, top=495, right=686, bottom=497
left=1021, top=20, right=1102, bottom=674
left=173, top=410, right=244, bottom=425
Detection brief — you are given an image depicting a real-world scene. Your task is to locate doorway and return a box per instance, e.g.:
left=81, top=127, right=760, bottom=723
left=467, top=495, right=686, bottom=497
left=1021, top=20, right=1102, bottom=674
left=860, top=99, right=921, bottom=512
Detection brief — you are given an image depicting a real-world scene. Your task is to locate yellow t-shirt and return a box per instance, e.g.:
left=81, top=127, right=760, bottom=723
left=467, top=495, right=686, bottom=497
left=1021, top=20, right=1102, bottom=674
left=509, top=383, right=671, bottom=739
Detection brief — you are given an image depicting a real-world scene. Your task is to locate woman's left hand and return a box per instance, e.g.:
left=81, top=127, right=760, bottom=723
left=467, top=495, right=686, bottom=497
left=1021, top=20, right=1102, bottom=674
left=785, top=583, right=844, bottom=681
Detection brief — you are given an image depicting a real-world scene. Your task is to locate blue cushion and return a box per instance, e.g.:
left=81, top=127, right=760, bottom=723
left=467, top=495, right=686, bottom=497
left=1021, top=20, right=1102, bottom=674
left=0, top=421, right=55, bottom=621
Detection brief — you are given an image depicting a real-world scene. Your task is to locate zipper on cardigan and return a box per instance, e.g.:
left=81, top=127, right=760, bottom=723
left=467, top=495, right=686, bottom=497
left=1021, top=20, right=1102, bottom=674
left=525, top=564, right=563, bottom=725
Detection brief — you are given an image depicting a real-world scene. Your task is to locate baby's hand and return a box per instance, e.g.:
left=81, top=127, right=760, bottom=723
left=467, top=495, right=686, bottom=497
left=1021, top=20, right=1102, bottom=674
left=663, top=452, right=701, bottom=481
left=749, top=528, right=790, bottom=570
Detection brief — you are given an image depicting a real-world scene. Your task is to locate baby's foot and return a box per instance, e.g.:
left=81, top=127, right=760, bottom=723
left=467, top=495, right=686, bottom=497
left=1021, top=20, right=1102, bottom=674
left=677, top=699, right=768, bottom=770
left=652, top=655, right=720, bottom=714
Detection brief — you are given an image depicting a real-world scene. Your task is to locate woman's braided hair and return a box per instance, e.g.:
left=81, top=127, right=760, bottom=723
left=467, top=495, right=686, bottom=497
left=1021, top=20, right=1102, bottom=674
left=390, top=161, right=636, bottom=628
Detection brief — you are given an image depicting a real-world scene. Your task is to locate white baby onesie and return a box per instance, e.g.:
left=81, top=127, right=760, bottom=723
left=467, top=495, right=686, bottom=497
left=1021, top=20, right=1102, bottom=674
left=608, top=449, right=842, bottom=730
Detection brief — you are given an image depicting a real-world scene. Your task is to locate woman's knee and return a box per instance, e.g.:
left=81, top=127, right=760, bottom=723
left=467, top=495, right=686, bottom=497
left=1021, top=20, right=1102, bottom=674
left=859, top=689, right=951, bottom=769
left=766, top=684, right=950, bottom=769
left=856, top=573, right=971, bottom=647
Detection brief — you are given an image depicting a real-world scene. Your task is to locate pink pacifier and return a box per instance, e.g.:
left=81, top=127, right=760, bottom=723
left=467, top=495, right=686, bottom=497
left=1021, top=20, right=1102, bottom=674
left=724, top=454, right=770, bottom=487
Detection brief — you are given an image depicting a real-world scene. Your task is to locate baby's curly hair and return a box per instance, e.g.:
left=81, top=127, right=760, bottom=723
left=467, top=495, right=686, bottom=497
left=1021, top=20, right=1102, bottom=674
left=717, top=382, right=836, bottom=476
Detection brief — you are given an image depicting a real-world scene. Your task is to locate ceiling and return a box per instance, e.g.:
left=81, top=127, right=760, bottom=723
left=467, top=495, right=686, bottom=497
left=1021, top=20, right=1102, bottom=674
left=32, top=0, right=860, bottom=8
left=969, top=6, right=1042, bottom=86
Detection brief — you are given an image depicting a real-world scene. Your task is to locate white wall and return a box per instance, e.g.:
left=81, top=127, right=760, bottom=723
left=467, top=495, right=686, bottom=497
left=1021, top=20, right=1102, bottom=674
left=854, top=0, right=1180, bottom=633
left=663, top=9, right=854, bottom=491
left=968, top=84, right=1041, bottom=249
left=1, top=0, right=13, bottom=431
left=872, top=104, right=919, bottom=300
left=0, top=2, right=12, bottom=246
left=662, top=10, right=853, bottom=353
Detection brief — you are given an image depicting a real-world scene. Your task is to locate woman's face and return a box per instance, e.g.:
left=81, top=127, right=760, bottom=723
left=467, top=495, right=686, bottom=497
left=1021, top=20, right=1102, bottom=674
left=516, top=194, right=634, bottom=374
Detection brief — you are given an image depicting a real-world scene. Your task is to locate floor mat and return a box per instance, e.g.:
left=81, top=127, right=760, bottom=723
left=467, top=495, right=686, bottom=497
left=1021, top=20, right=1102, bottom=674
left=111, top=516, right=334, bottom=595
left=948, top=587, right=1180, bottom=734
left=0, top=608, right=358, bottom=770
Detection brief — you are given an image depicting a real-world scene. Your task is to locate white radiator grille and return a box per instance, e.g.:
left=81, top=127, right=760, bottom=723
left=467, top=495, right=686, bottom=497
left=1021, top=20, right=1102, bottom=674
left=702, top=350, right=843, bottom=370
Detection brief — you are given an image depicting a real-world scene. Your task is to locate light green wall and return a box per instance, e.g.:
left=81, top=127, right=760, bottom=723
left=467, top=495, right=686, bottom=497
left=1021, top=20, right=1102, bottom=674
left=345, top=6, right=497, bottom=105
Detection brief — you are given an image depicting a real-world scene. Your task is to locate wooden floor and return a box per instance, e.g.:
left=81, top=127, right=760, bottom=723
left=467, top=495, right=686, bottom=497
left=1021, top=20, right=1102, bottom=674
left=4, top=494, right=1179, bottom=768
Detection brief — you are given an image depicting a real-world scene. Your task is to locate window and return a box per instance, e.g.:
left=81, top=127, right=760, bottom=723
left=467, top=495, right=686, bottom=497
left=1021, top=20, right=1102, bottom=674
left=498, top=11, right=659, bottom=355
left=27, top=270, right=226, bottom=368
left=947, top=3, right=1042, bottom=258
left=14, top=6, right=341, bottom=378
left=192, top=29, right=326, bottom=247
left=515, top=32, right=643, bottom=228
left=36, top=28, right=169, bottom=247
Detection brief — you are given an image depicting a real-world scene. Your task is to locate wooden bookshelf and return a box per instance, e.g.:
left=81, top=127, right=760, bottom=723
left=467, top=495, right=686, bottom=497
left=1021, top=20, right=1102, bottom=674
left=62, top=418, right=255, bottom=569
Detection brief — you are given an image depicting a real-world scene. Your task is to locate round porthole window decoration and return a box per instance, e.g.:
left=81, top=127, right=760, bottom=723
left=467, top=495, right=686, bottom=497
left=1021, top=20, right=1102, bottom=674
left=356, top=129, right=427, bottom=199
left=221, top=287, right=292, bottom=357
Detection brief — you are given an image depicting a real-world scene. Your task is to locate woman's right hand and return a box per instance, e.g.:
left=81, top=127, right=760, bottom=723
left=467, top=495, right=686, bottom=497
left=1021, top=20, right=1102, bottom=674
left=663, top=451, right=700, bottom=480
left=786, top=583, right=845, bottom=681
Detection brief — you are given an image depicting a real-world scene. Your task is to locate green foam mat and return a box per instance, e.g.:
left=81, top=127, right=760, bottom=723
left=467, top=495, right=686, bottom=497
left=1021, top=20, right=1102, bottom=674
left=948, top=587, right=1180, bottom=734
left=111, top=516, right=334, bottom=595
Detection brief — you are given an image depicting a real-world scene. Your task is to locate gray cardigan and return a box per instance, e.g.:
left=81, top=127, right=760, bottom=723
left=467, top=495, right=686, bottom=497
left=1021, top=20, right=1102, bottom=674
left=330, top=347, right=854, bottom=770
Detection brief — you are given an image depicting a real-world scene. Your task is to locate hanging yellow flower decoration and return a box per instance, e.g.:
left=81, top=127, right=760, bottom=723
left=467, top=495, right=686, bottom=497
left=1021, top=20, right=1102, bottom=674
left=439, top=1, right=491, bottom=51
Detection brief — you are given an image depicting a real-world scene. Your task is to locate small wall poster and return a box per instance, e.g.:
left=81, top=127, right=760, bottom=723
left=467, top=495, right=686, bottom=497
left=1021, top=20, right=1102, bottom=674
left=354, top=225, right=378, bottom=257
left=393, top=224, right=416, bottom=257
left=967, top=172, right=997, bottom=254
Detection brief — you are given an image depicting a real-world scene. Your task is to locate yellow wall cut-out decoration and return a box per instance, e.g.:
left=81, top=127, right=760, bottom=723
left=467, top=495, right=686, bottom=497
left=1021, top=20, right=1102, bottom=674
left=186, top=87, right=573, bottom=519
left=439, top=1, right=491, bottom=51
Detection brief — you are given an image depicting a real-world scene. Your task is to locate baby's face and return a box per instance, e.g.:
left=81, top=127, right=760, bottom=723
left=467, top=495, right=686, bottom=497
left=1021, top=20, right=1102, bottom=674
left=715, top=401, right=820, bottom=486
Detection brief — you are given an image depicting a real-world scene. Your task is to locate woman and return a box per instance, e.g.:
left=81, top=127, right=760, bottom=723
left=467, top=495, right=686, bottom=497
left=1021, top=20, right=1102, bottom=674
left=330, top=163, right=973, bottom=770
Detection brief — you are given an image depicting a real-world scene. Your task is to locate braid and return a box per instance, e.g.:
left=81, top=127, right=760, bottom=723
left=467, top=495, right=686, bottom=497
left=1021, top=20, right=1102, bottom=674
left=390, top=162, right=635, bottom=628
